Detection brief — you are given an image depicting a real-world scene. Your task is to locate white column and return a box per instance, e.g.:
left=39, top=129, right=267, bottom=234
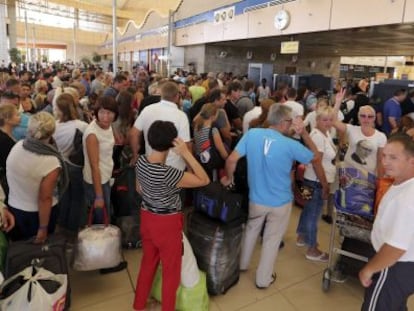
left=112, top=0, right=117, bottom=75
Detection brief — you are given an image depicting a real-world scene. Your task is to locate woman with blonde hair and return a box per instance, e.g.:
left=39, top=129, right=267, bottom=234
left=193, top=103, right=228, bottom=180
left=296, top=106, right=336, bottom=262
left=7, top=112, right=68, bottom=242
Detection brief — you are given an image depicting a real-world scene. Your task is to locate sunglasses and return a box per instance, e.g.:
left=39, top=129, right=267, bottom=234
left=359, top=114, right=375, bottom=119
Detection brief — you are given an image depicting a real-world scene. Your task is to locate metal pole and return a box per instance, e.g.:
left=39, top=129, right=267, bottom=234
left=167, top=10, right=173, bottom=77
left=32, top=24, right=36, bottom=67
left=73, top=21, right=77, bottom=65
left=24, top=10, right=29, bottom=70
left=112, top=0, right=117, bottom=75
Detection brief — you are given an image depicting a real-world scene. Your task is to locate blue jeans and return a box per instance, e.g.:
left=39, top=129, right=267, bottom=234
left=296, top=179, right=323, bottom=248
left=83, top=181, right=112, bottom=225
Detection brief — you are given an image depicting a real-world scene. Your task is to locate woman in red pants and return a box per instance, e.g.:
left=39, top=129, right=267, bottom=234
left=133, top=120, right=209, bottom=311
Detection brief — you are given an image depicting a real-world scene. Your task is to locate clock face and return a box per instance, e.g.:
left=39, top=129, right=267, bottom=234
left=274, top=10, right=290, bottom=30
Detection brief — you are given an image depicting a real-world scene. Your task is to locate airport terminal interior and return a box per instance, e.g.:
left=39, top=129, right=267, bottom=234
left=2, top=0, right=414, bottom=310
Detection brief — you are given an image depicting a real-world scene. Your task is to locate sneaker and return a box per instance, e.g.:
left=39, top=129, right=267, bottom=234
left=322, top=215, right=333, bottom=224
left=256, top=273, right=276, bottom=289
left=305, top=252, right=329, bottom=263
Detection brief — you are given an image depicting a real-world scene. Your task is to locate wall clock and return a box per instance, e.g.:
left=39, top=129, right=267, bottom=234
left=274, top=10, right=290, bottom=30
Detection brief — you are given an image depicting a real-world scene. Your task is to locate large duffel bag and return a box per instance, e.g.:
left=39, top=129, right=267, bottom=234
left=193, top=182, right=246, bottom=224
left=4, top=234, right=71, bottom=309
left=187, top=212, right=243, bottom=295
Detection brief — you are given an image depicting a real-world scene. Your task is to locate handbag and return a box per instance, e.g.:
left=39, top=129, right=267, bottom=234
left=72, top=205, right=122, bottom=271
left=0, top=266, right=67, bottom=311
left=198, top=127, right=224, bottom=171
left=68, top=129, right=84, bottom=166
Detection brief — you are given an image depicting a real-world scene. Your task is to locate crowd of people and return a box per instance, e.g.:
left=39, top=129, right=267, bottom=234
left=1, top=64, right=414, bottom=310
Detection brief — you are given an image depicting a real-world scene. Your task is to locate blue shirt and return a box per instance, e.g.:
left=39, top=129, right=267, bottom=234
left=382, top=98, right=401, bottom=135
left=236, top=128, right=313, bottom=207
left=12, top=113, right=29, bottom=140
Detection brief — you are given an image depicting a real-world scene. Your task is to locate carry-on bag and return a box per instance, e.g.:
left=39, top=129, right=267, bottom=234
left=72, top=205, right=122, bottom=271
left=4, top=235, right=70, bottom=309
left=187, top=212, right=243, bottom=295
left=193, top=182, right=246, bottom=224
left=0, top=266, right=67, bottom=311
left=5, top=235, right=67, bottom=279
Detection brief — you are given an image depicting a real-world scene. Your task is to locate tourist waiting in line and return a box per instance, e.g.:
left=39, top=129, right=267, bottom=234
left=7, top=112, right=68, bottom=242
left=133, top=120, right=209, bottom=311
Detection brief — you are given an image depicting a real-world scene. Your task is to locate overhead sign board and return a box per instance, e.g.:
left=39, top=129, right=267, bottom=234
left=280, top=41, right=299, bottom=54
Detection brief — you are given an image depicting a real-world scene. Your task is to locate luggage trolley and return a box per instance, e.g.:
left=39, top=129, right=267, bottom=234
left=322, top=208, right=373, bottom=292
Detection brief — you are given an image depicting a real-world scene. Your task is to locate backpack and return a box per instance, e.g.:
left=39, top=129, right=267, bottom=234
left=198, top=127, right=224, bottom=171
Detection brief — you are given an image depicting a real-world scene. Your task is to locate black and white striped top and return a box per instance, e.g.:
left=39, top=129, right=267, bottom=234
left=136, top=155, right=184, bottom=214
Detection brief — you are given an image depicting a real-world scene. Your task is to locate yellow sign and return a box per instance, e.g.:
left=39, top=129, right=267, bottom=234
left=281, top=41, right=299, bottom=54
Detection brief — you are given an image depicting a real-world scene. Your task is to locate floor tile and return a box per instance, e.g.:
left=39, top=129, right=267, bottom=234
left=238, top=292, right=296, bottom=311
left=281, top=274, right=362, bottom=311
left=70, top=268, right=133, bottom=310
left=74, top=293, right=136, bottom=311
left=210, top=269, right=278, bottom=311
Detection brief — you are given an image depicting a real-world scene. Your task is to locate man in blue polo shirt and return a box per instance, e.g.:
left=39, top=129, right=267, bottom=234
left=382, top=89, right=407, bottom=136
left=222, top=103, right=328, bottom=289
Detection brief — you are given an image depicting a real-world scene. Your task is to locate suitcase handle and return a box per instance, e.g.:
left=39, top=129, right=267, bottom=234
left=87, top=204, right=109, bottom=226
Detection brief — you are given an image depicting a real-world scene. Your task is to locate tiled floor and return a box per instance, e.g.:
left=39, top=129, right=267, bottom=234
left=70, top=206, right=414, bottom=310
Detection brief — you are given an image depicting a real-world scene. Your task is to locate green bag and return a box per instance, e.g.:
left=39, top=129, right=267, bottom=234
left=0, top=231, right=8, bottom=273
left=151, top=266, right=209, bottom=311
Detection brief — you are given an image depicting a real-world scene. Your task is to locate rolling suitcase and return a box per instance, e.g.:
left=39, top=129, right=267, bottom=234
left=4, top=234, right=71, bottom=309
left=111, top=166, right=142, bottom=248
left=187, top=212, right=243, bottom=295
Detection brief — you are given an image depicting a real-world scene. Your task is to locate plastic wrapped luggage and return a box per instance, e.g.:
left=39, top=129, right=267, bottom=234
left=335, top=166, right=376, bottom=216
left=193, top=182, right=246, bottom=224
left=187, top=212, right=243, bottom=295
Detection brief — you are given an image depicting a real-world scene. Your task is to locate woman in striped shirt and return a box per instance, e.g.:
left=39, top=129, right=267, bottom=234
left=193, top=103, right=229, bottom=180
left=133, top=120, right=210, bottom=311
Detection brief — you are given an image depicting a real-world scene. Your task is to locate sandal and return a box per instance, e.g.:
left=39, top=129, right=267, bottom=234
left=305, top=252, right=329, bottom=262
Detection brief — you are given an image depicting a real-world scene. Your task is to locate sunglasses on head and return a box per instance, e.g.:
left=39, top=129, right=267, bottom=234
left=359, top=114, right=375, bottom=119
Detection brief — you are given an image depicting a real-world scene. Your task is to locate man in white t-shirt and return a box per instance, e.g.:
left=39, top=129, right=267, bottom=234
left=360, top=134, right=414, bottom=310
left=130, top=82, right=191, bottom=171
left=284, top=88, right=304, bottom=119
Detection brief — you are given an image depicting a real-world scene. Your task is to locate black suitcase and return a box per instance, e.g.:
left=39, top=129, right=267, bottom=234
left=5, top=234, right=71, bottom=309
left=187, top=212, right=243, bottom=295
left=193, top=182, right=247, bottom=224
left=111, top=166, right=142, bottom=248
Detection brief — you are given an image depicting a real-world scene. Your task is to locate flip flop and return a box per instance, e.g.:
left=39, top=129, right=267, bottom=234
left=305, top=252, right=329, bottom=262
